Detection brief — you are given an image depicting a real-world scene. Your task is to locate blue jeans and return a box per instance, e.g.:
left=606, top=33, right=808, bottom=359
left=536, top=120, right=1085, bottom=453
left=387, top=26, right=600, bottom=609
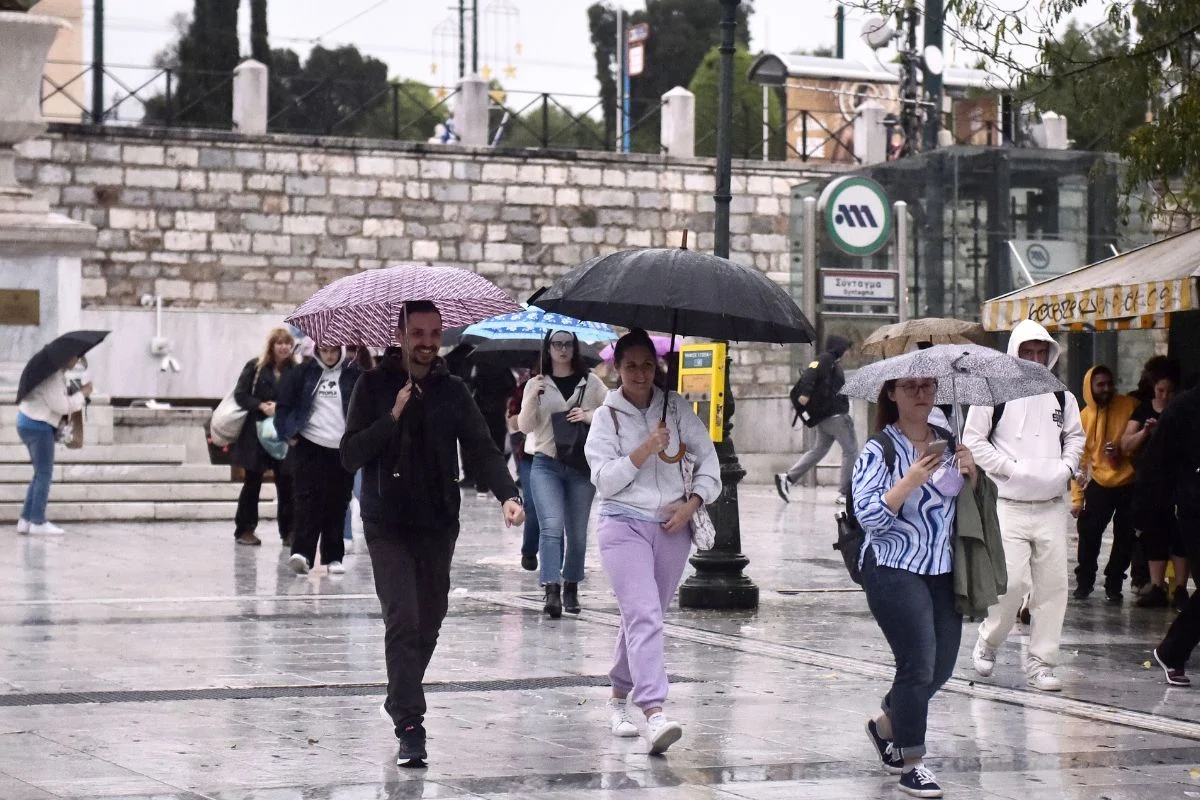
left=861, top=547, right=962, bottom=759
left=343, top=469, right=362, bottom=540
left=529, top=454, right=595, bottom=585
left=16, top=413, right=56, bottom=525
left=517, top=456, right=540, bottom=557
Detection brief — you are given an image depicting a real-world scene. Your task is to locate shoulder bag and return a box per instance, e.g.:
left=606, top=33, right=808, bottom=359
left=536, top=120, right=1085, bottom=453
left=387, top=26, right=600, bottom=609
left=210, top=364, right=261, bottom=447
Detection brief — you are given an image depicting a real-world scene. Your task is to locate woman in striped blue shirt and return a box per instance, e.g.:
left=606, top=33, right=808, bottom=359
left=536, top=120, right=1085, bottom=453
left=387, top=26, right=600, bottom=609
left=854, top=377, right=976, bottom=799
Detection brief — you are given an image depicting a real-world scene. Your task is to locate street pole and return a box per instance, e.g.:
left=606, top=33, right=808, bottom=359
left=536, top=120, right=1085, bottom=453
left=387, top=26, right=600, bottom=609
left=458, top=0, right=466, bottom=80
left=91, top=0, right=104, bottom=125
left=922, top=0, right=944, bottom=151
left=471, top=0, right=479, bottom=74
left=678, top=0, right=759, bottom=611
left=615, top=7, right=624, bottom=153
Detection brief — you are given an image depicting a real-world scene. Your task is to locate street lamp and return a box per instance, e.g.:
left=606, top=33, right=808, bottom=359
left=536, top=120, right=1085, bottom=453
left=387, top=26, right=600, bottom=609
left=677, top=0, right=759, bottom=611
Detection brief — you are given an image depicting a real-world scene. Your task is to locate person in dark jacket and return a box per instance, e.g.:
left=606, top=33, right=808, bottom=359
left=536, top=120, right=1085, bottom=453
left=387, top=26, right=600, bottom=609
left=341, top=301, right=524, bottom=766
left=275, top=344, right=361, bottom=575
left=232, top=327, right=297, bottom=546
left=775, top=335, right=857, bottom=504
left=1137, top=383, right=1200, bottom=687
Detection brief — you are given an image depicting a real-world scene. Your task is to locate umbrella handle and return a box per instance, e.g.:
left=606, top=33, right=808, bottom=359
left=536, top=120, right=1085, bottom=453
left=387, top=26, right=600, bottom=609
left=656, top=421, right=687, bottom=464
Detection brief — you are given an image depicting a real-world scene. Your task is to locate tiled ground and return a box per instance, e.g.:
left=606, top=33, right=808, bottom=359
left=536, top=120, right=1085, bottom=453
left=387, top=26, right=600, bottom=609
left=1, top=483, right=1197, bottom=799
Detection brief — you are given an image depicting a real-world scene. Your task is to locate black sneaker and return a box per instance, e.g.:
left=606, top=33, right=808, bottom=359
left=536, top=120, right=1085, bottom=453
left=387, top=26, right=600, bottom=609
left=1072, top=585, right=1093, bottom=600
left=864, top=719, right=904, bottom=774
left=396, top=722, right=427, bottom=764
left=520, top=553, right=538, bottom=571
left=898, top=764, right=943, bottom=798
left=1105, top=590, right=1124, bottom=604
left=1135, top=584, right=1169, bottom=608
left=1174, top=587, right=1191, bottom=613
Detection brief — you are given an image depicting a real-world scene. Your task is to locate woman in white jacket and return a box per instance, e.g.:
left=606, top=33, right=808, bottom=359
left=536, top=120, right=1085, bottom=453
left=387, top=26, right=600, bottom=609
left=15, top=359, right=91, bottom=534
left=583, top=328, right=720, bottom=756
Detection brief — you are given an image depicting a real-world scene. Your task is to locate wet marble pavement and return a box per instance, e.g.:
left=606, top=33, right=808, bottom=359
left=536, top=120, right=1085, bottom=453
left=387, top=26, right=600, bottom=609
left=1, top=484, right=1198, bottom=799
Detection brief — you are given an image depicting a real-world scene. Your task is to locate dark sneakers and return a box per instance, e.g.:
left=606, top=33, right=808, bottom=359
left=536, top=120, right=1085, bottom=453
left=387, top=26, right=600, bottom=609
left=1174, top=587, right=1191, bottom=613
left=864, top=719, right=904, bottom=774
left=898, top=764, right=943, bottom=798
left=1136, top=584, right=1170, bottom=608
left=1072, top=584, right=1093, bottom=600
left=520, top=553, right=538, bottom=571
left=1153, top=648, right=1191, bottom=687
left=397, top=722, right=427, bottom=764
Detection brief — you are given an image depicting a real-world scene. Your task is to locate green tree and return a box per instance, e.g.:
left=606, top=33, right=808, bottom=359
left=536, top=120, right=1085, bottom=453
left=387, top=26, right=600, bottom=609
left=249, top=0, right=270, bottom=66
left=356, top=79, right=452, bottom=142
left=587, top=0, right=754, bottom=152
left=1019, top=21, right=1149, bottom=153
left=268, top=45, right=390, bottom=135
left=172, top=0, right=240, bottom=126
left=689, top=45, right=783, bottom=159
left=496, top=101, right=607, bottom=150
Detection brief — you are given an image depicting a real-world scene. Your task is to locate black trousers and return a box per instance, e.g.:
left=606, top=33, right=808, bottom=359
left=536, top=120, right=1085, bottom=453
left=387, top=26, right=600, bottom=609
left=235, top=457, right=294, bottom=539
left=290, top=438, right=353, bottom=566
left=1075, top=481, right=1136, bottom=594
left=1157, top=515, right=1200, bottom=668
left=365, top=521, right=458, bottom=730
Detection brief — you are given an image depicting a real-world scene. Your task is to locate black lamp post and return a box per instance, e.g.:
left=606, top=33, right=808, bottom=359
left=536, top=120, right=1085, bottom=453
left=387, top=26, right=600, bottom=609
left=678, top=0, right=759, bottom=610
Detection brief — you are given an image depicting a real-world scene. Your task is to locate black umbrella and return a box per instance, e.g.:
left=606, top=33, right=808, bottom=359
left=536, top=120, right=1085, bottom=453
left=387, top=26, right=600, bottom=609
left=531, top=246, right=816, bottom=461
left=17, top=330, right=109, bottom=403
left=529, top=247, right=817, bottom=345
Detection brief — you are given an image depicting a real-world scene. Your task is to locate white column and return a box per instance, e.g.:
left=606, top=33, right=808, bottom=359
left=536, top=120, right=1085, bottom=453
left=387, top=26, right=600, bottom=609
left=660, top=86, right=695, bottom=158
left=454, top=73, right=489, bottom=147
left=853, top=100, right=887, bottom=165
left=232, top=59, right=269, bottom=135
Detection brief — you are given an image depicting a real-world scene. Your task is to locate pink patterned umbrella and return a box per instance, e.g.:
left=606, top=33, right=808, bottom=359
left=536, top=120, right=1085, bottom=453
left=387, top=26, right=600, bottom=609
left=285, top=265, right=521, bottom=347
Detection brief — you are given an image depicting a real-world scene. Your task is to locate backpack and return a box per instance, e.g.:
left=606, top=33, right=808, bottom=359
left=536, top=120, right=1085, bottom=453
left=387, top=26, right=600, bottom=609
left=988, top=390, right=1065, bottom=442
left=833, top=424, right=951, bottom=584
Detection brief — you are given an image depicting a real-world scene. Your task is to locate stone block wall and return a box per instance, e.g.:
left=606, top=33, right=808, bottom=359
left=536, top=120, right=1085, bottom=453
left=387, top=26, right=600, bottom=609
left=15, top=126, right=839, bottom=396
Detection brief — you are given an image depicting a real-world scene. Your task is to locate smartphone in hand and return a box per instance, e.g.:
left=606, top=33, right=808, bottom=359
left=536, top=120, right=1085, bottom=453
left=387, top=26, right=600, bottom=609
left=922, top=440, right=950, bottom=460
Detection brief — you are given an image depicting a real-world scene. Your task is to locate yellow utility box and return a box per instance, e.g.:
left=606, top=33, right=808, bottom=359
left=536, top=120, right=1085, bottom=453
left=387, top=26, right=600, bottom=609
left=677, top=342, right=726, bottom=442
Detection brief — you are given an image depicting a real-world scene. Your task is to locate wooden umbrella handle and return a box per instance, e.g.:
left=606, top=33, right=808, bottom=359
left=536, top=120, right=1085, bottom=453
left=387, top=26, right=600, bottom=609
left=656, top=420, right=687, bottom=463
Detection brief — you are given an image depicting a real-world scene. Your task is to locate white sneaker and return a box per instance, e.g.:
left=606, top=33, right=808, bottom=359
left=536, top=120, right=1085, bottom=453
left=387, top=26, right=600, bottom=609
left=972, top=638, right=996, bottom=677
left=29, top=521, right=65, bottom=535
left=773, top=473, right=791, bottom=503
left=644, top=712, right=682, bottom=755
left=327, top=560, right=345, bottom=575
left=16, top=518, right=30, bottom=534
left=606, top=698, right=638, bottom=738
left=288, top=554, right=310, bottom=575
left=1027, top=668, right=1063, bottom=692
left=835, top=494, right=847, bottom=505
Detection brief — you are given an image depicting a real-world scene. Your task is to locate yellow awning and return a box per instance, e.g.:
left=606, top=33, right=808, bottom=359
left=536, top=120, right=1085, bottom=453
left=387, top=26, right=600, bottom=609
left=981, top=228, right=1200, bottom=332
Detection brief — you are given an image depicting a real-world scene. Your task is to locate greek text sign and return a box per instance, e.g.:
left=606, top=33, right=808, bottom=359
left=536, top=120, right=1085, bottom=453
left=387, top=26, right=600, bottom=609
left=821, top=269, right=899, bottom=304
left=982, top=278, right=1197, bottom=332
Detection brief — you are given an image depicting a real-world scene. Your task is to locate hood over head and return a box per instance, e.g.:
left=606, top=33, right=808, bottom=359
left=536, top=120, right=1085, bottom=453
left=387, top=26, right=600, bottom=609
left=825, top=335, right=851, bottom=359
left=316, top=345, right=345, bottom=370
left=1007, top=319, right=1061, bottom=367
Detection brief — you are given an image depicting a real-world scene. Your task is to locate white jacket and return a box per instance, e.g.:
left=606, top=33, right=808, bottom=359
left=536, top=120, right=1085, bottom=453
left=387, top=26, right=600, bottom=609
left=584, top=386, right=721, bottom=522
left=962, top=319, right=1085, bottom=502
left=17, top=370, right=85, bottom=426
left=517, top=371, right=607, bottom=459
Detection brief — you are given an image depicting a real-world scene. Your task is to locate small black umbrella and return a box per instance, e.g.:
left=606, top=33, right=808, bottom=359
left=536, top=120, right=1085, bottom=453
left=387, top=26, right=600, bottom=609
left=17, top=330, right=110, bottom=403
left=530, top=247, right=817, bottom=345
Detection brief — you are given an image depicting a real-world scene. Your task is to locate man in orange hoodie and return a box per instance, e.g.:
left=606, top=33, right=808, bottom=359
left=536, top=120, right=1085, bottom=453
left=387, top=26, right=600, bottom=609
left=1072, top=365, right=1139, bottom=602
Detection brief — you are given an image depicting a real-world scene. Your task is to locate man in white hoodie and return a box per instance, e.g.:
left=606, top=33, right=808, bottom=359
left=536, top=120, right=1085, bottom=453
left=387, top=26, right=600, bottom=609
left=962, top=319, right=1085, bottom=692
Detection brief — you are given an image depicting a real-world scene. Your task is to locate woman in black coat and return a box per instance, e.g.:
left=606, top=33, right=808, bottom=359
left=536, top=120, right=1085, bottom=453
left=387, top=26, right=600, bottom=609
left=232, top=327, right=297, bottom=546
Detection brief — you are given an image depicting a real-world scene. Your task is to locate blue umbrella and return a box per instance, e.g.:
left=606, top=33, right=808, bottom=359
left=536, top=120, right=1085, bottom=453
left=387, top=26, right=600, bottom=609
left=457, top=306, right=618, bottom=344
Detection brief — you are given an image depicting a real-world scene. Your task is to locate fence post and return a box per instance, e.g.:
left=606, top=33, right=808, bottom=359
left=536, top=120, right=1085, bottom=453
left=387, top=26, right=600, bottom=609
left=165, top=69, right=174, bottom=126
left=660, top=86, right=694, bottom=157
left=541, top=93, right=549, bottom=148
left=391, top=83, right=400, bottom=139
left=232, top=59, right=268, bottom=134
left=853, top=100, right=887, bottom=164
left=454, top=73, right=489, bottom=146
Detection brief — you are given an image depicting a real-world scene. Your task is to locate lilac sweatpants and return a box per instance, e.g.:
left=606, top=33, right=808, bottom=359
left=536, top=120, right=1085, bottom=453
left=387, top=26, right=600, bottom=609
left=597, top=514, right=693, bottom=711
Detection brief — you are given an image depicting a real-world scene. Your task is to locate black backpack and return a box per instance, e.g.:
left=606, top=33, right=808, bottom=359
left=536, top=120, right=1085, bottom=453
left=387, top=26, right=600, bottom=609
left=833, top=424, right=951, bottom=584
left=989, top=391, right=1066, bottom=441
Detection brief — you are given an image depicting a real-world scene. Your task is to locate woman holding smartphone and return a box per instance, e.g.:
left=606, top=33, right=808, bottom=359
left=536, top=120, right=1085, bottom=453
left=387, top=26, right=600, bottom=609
left=852, top=377, right=975, bottom=799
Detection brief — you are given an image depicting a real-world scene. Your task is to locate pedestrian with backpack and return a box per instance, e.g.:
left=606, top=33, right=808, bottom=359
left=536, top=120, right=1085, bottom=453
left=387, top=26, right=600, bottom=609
left=775, top=335, right=857, bottom=504
left=853, top=376, right=976, bottom=799
left=962, top=319, right=1085, bottom=692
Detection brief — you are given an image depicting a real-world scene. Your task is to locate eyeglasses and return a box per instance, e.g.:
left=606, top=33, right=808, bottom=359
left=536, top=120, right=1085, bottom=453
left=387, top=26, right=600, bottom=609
left=896, top=381, right=937, bottom=396
left=549, top=341, right=574, bottom=350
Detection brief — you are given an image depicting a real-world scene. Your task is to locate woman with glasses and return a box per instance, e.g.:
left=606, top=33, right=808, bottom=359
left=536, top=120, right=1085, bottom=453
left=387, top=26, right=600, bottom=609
left=853, top=377, right=976, bottom=799
left=518, top=330, right=607, bottom=617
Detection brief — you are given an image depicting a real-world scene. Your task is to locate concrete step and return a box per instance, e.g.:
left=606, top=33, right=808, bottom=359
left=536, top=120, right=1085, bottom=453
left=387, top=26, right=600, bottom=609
left=0, top=501, right=279, bottom=523
left=0, top=482, right=276, bottom=503
left=0, top=463, right=234, bottom=483
left=0, top=443, right=186, bottom=464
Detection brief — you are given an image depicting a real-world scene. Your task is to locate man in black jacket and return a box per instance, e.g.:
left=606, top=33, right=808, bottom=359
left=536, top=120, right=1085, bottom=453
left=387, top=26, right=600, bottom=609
left=341, top=301, right=524, bottom=765
left=775, top=335, right=857, bottom=504
left=1136, top=382, right=1200, bottom=687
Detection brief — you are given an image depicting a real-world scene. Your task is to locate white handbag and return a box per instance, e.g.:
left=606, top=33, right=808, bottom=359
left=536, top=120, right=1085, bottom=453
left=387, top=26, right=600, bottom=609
left=209, top=389, right=247, bottom=447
